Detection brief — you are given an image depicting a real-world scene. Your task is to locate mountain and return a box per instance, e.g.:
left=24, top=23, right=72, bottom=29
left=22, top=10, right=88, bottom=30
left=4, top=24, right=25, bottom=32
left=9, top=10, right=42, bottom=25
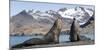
left=10, top=10, right=56, bottom=35
left=58, top=6, right=94, bottom=25
left=11, top=10, right=36, bottom=26
left=10, top=6, right=94, bottom=35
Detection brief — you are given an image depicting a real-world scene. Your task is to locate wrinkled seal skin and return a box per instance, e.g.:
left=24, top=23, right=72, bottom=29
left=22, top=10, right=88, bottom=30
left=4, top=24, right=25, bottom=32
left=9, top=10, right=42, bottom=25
left=12, top=17, right=62, bottom=48
left=69, top=18, right=80, bottom=42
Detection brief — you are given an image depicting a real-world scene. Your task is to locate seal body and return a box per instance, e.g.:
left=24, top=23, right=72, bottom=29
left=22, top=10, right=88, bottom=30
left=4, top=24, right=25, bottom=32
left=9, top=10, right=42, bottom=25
left=44, top=18, right=62, bottom=43
left=69, top=18, right=80, bottom=42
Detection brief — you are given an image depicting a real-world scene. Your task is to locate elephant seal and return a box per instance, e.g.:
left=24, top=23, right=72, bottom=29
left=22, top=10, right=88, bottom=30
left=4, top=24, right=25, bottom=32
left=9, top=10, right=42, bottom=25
left=12, top=17, right=62, bottom=48
left=69, top=18, right=80, bottom=42
left=44, top=17, right=62, bottom=43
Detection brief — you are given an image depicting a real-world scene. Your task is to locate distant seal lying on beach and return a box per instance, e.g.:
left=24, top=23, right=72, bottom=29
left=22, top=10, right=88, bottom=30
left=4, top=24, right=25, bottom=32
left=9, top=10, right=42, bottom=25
left=12, top=17, right=62, bottom=48
left=69, top=18, right=80, bottom=42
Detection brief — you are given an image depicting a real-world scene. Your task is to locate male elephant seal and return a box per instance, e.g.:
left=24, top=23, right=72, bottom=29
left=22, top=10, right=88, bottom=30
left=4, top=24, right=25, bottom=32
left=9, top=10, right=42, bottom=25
left=69, top=18, right=80, bottom=42
left=44, top=17, right=62, bottom=43
left=12, top=17, right=62, bottom=48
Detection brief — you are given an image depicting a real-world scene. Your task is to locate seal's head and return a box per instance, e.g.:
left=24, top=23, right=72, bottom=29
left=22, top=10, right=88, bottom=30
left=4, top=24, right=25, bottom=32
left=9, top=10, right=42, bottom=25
left=73, top=18, right=76, bottom=21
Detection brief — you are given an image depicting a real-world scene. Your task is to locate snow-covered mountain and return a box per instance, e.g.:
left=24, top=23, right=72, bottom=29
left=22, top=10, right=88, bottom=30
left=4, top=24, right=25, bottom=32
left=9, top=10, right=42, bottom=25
left=11, top=6, right=94, bottom=26
left=24, top=6, right=94, bottom=25
left=58, top=6, right=94, bottom=25
left=10, top=6, right=94, bottom=35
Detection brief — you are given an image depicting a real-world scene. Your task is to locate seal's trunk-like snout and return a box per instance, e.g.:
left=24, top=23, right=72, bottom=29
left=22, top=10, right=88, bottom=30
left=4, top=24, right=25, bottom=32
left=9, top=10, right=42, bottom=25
left=69, top=18, right=80, bottom=42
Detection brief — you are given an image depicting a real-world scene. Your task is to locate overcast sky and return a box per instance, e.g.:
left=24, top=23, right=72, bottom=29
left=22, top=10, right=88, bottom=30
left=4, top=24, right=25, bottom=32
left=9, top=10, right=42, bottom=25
left=10, top=1, right=94, bottom=16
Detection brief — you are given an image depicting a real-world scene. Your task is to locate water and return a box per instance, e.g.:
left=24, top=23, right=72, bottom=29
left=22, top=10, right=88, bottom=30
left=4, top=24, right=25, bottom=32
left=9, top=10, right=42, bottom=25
left=80, top=33, right=95, bottom=40
left=10, top=34, right=94, bottom=46
left=59, top=35, right=70, bottom=43
left=10, top=36, right=43, bottom=46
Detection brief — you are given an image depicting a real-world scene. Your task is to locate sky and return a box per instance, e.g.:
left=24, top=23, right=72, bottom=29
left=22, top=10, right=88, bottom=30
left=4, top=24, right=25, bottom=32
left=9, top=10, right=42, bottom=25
left=10, top=1, right=94, bottom=16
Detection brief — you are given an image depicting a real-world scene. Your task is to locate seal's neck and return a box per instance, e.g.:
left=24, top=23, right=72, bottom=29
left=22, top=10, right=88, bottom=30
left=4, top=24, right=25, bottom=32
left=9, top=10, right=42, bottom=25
left=44, top=18, right=62, bottom=42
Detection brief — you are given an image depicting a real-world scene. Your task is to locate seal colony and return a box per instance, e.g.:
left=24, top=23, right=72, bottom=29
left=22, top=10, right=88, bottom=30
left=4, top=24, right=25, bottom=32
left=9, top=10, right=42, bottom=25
left=12, top=17, right=82, bottom=48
